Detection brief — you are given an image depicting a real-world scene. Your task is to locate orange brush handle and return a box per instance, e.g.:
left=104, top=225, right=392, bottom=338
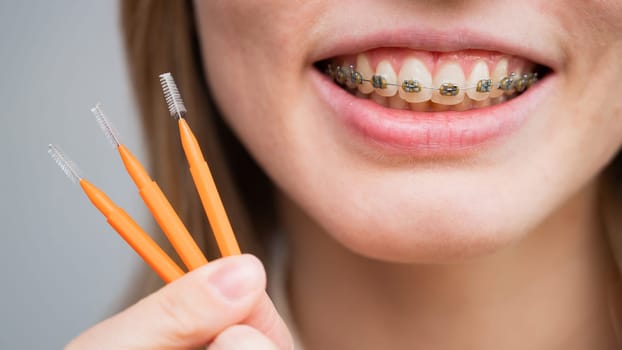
left=79, top=179, right=184, bottom=283
left=178, top=119, right=241, bottom=256
left=117, top=145, right=208, bottom=270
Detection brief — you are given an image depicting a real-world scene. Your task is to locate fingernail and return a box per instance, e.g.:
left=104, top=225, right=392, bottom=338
left=209, top=255, right=263, bottom=301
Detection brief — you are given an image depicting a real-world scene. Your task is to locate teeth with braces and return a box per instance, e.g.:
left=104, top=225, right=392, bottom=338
left=326, top=64, right=539, bottom=97
left=371, top=75, right=388, bottom=89
left=476, top=79, right=493, bottom=93
left=402, top=80, right=422, bottom=93
left=439, top=83, right=460, bottom=97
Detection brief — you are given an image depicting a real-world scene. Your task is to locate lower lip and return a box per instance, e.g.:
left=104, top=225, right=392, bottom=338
left=312, top=69, right=552, bottom=157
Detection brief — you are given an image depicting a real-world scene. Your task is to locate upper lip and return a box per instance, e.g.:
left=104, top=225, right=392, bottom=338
left=309, top=23, right=562, bottom=72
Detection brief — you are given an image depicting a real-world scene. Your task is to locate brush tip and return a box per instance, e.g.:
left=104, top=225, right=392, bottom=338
left=48, top=144, right=83, bottom=184
left=159, top=72, right=187, bottom=120
left=90, top=102, right=121, bottom=148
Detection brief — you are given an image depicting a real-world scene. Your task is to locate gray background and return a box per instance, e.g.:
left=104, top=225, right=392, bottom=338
left=0, top=1, right=153, bottom=348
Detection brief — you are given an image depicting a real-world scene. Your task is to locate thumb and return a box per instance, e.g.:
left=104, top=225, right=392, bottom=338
left=66, top=254, right=293, bottom=349
left=208, top=325, right=279, bottom=350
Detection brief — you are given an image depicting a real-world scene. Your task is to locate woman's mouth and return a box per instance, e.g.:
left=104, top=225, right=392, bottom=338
left=312, top=47, right=553, bottom=156
left=320, top=49, right=546, bottom=111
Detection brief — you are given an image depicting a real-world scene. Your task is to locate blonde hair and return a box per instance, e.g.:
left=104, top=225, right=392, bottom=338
left=602, top=160, right=622, bottom=271
left=121, top=0, right=275, bottom=274
left=120, top=1, right=622, bottom=280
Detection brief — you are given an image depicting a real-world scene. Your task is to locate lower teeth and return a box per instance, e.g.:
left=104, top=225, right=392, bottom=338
left=358, top=93, right=509, bottom=112
left=325, top=63, right=539, bottom=112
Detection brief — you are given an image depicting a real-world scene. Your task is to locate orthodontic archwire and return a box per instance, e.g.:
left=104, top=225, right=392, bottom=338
left=325, top=63, right=539, bottom=97
left=48, top=144, right=185, bottom=283
left=91, top=103, right=208, bottom=270
left=159, top=72, right=241, bottom=257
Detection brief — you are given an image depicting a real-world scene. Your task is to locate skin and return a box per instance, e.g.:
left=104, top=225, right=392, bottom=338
left=68, top=0, right=622, bottom=349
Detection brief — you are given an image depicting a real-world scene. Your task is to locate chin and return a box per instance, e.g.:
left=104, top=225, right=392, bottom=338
left=331, top=216, right=520, bottom=264
left=293, top=174, right=538, bottom=264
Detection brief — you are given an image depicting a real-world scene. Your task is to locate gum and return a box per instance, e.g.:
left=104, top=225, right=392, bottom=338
left=337, top=48, right=534, bottom=78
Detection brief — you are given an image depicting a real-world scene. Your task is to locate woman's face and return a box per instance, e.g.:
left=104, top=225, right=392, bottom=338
left=194, top=1, right=622, bottom=262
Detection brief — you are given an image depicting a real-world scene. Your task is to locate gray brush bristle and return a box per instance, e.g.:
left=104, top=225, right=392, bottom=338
left=48, top=144, right=83, bottom=184
left=159, top=72, right=187, bottom=119
left=91, top=103, right=121, bottom=148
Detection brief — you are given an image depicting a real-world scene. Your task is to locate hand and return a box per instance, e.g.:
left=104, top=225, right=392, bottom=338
left=66, top=254, right=293, bottom=349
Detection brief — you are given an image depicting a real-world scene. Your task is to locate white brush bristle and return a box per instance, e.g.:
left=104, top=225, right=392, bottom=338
left=91, top=103, right=121, bottom=148
left=159, top=72, right=187, bottom=119
left=48, top=144, right=83, bottom=184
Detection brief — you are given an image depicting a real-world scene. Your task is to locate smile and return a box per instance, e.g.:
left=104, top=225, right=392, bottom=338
left=312, top=46, right=554, bottom=156
left=321, top=49, right=547, bottom=111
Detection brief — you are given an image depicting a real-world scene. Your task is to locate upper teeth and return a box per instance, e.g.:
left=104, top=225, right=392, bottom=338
left=398, top=57, right=432, bottom=103
left=327, top=53, right=538, bottom=106
left=375, top=60, right=398, bottom=97
left=467, top=60, right=491, bottom=101
left=432, top=62, right=465, bottom=104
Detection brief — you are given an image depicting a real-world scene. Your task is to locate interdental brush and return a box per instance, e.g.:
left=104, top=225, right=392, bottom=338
left=48, top=144, right=184, bottom=283
left=91, top=103, right=208, bottom=270
left=159, top=73, right=241, bottom=257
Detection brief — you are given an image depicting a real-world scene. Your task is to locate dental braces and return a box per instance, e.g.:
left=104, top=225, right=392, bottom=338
left=326, top=64, right=539, bottom=96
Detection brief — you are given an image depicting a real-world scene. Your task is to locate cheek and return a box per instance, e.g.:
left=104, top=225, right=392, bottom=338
left=538, top=0, right=622, bottom=179
left=194, top=0, right=324, bottom=70
left=544, top=0, right=622, bottom=45
left=194, top=0, right=324, bottom=144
